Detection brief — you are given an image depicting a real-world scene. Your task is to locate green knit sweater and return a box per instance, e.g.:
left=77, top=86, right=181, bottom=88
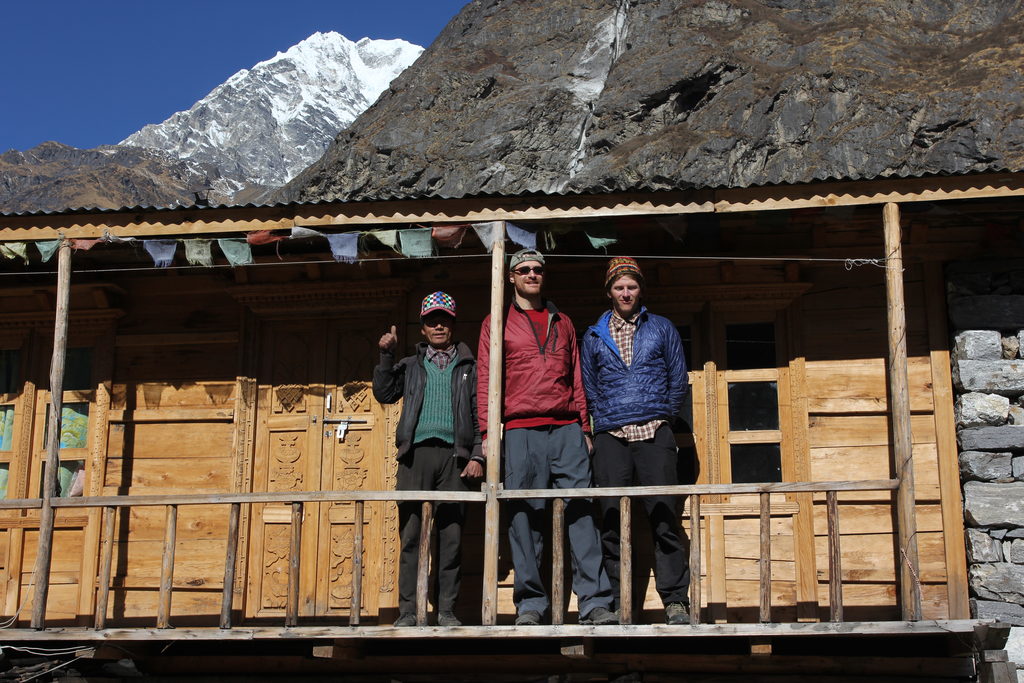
left=412, top=358, right=455, bottom=444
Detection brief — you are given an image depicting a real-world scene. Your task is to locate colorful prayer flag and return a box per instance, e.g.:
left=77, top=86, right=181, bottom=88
left=399, top=229, right=433, bottom=258
left=431, top=225, right=468, bottom=248
left=327, top=233, right=359, bottom=263
left=506, top=222, right=536, bottom=250
left=143, top=240, right=177, bottom=268
left=184, top=239, right=213, bottom=267
left=217, top=238, right=253, bottom=266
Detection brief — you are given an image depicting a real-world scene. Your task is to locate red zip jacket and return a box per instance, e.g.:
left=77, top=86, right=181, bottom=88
left=477, top=300, right=589, bottom=436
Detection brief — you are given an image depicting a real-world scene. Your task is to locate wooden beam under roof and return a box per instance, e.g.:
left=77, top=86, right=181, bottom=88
left=1, top=171, right=1022, bottom=240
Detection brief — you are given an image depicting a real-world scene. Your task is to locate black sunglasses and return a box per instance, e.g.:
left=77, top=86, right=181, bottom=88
left=513, top=266, right=545, bottom=276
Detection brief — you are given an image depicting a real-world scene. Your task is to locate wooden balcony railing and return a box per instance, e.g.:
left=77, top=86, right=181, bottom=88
left=0, top=478, right=900, bottom=632
left=1, top=211, right=929, bottom=637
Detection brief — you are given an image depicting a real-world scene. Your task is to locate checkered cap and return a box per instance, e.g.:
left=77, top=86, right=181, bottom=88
left=420, top=291, right=457, bottom=319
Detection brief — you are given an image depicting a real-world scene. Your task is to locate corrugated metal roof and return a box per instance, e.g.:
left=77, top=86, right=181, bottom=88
left=3, top=166, right=1018, bottom=219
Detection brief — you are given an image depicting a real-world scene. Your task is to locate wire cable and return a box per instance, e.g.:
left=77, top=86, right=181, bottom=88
left=0, top=249, right=894, bottom=279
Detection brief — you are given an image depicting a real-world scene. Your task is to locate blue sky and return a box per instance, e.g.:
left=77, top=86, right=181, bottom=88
left=0, top=0, right=468, bottom=153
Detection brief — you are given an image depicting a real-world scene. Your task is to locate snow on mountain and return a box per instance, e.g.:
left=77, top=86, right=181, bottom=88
left=121, top=31, right=422, bottom=189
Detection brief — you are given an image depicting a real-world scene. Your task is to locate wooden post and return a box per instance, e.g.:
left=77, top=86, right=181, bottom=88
left=286, top=502, right=302, bottom=627
left=31, top=240, right=71, bottom=630
left=349, top=500, right=364, bottom=626
left=759, top=493, right=771, bottom=623
left=482, top=222, right=506, bottom=626
left=924, top=262, right=970, bottom=618
left=827, top=491, right=844, bottom=622
left=551, top=498, right=565, bottom=625
left=157, top=504, right=178, bottom=628
left=220, top=502, right=241, bottom=629
left=416, top=501, right=432, bottom=626
left=619, top=496, right=632, bottom=625
left=883, top=202, right=923, bottom=621
left=94, top=506, right=116, bottom=630
left=689, top=495, right=701, bottom=625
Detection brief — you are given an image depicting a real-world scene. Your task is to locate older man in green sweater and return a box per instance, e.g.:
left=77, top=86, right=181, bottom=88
left=373, top=292, right=483, bottom=627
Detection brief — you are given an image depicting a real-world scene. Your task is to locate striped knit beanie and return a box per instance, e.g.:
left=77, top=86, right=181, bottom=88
left=605, top=257, right=644, bottom=290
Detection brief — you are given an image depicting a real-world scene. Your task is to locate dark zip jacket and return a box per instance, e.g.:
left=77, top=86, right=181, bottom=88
left=581, top=307, right=688, bottom=434
left=372, top=341, right=482, bottom=461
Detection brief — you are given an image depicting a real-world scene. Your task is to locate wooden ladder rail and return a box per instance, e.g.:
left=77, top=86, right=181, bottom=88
left=94, top=505, right=116, bottom=630
left=349, top=501, right=364, bottom=626
left=551, top=498, right=565, bottom=625
left=618, top=496, right=632, bottom=625
left=689, top=494, right=702, bottom=625
left=416, top=501, right=433, bottom=626
left=759, top=492, right=772, bottom=623
left=286, top=502, right=302, bottom=627
left=156, top=504, right=178, bottom=628
left=220, top=502, right=241, bottom=629
left=827, top=490, right=844, bottom=622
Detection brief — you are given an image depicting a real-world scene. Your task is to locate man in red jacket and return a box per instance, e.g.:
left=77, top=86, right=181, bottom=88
left=477, top=249, right=617, bottom=626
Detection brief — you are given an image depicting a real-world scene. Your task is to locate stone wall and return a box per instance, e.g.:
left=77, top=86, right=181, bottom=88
left=948, top=261, right=1024, bottom=680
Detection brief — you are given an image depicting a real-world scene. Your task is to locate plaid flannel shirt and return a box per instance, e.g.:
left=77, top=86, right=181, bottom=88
left=425, top=344, right=457, bottom=370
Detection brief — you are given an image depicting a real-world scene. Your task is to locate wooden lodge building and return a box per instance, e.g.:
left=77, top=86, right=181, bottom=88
left=0, top=171, right=1021, bottom=681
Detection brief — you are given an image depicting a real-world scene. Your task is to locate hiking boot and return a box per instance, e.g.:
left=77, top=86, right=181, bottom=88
left=665, top=602, right=690, bottom=625
left=393, top=612, right=417, bottom=627
left=515, top=610, right=542, bottom=626
left=580, top=606, right=619, bottom=625
left=437, top=611, right=462, bottom=627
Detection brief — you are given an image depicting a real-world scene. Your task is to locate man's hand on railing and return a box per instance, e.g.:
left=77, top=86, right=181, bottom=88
left=461, top=460, right=484, bottom=480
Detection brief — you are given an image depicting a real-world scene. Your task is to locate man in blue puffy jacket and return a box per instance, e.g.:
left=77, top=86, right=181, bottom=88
left=581, top=257, right=691, bottom=625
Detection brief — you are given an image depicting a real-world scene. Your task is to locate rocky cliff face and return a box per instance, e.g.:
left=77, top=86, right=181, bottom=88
left=0, top=142, right=232, bottom=214
left=279, top=0, right=1024, bottom=203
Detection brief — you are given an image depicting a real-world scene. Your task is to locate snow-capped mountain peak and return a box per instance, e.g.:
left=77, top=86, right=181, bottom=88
left=121, top=31, right=423, bottom=189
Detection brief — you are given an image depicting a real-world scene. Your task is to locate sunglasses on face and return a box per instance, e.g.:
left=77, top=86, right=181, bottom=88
left=513, top=266, right=545, bottom=276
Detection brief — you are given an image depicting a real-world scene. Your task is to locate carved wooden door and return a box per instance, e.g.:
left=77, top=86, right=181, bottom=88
left=247, top=319, right=398, bottom=622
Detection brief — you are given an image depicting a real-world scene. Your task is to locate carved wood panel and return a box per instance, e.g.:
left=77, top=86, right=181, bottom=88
left=260, top=524, right=291, bottom=610
left=249, top=320, right=327, bottom=619
left=249, top=315, right=399, bottom=621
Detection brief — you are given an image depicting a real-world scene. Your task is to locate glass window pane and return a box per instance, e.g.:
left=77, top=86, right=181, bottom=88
left=0, top=406, right=14, bottom=450
left=58, top=461, right=85, bottom=497
left=60, top=404, right=89, bottom=448
left=726, top=323, right=776, bottom=370
left=0, top=350, right=19, bottom=394
left=44, top=403, right=90, bottom=449
left=731, top=443, right=782, bottom=483
left=728, top=381, right=779, bottom=431
left=64, top=348, right=93, bottom=392
left=0, top=463, right=8, bottom=499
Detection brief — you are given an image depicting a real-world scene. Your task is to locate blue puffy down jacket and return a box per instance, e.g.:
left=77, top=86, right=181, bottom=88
left=581, top=308, right=689, bottom=434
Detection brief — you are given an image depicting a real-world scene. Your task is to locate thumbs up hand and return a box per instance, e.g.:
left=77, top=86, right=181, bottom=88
left=378, top=325, right=398, bottom=352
